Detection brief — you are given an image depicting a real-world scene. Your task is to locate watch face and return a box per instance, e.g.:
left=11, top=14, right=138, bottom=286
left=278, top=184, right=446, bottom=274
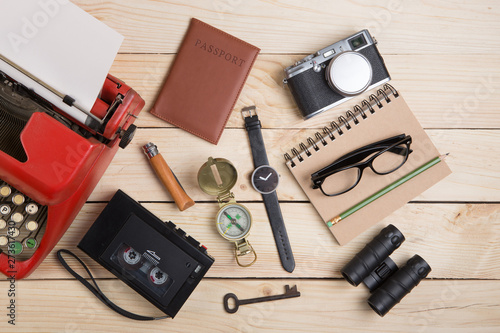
left=216, top=204, right=252, bottom=240
left=251, top=165, right=279, bottom=194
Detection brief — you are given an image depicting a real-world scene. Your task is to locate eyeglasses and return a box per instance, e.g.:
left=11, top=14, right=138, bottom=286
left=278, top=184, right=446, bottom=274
left=311, top=134, right=412, bottom=197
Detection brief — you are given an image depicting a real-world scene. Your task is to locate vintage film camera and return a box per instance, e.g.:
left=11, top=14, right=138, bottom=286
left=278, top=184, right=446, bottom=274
left=0, top=61, right=144, bottom=279
left=341, top=225, right=431, bottom=317
left=284, top=29, right=391, bottom=119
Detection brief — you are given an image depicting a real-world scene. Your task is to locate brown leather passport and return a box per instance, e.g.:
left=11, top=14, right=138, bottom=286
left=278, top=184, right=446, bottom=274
left=150, top=18, right=260, bottom=144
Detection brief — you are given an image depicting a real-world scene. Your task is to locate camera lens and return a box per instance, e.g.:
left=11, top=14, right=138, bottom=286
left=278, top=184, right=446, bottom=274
left=341, top=224, right=404, bottom=286
left=326, top=51, right=372, bottom=97
left=367, top=255, right=431, bottom=317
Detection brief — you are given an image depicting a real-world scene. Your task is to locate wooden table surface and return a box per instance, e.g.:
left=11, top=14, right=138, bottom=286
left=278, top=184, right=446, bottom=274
left=2, top=0, right=500, bottom=332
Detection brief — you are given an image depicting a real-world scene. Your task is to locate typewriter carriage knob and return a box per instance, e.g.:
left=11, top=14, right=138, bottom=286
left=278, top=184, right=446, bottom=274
left=119, top=124, right=137, bottom=149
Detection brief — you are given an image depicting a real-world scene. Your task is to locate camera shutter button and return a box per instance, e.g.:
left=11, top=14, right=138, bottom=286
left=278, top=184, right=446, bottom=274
left=312, top=61, right=322, bottom=72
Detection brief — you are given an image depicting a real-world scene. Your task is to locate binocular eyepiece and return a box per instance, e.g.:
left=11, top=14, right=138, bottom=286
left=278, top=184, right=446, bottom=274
left=341, top=224, right=431, bottom=317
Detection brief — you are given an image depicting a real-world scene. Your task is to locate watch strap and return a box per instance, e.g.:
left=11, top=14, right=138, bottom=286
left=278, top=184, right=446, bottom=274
left=243, top=112, right=269, bottom=167
left=242, top=106, right=295, bottom=273
left=263, top=190, right=295, bottom=273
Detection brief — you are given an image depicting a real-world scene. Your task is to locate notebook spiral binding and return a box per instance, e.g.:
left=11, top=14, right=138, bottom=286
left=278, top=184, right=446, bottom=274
left=284, top=84, right=399, bottom=168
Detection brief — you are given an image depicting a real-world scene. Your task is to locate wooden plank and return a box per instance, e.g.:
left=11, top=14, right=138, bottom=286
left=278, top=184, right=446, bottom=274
left=85, top=128, right=500, bottom=202
left=111, top=54, right=500, bottom=129
left=1, top=279, right=499, bottom=332
left=26, top=202, right=500, bottom=280
left=72, top=0, right=500, bottom=55
left=3, top=0, right=499, bottom=332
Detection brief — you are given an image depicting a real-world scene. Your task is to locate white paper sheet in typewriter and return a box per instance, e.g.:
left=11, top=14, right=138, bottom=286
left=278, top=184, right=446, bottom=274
left=0, top=0, right=123, bottom=114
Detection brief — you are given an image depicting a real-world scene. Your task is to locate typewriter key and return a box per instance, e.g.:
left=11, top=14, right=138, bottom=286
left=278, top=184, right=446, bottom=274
left=0, top=205, right=11, bottom=215
left=0, top=186, right=11, bottom=198
left=24, top=238, right=37, bottom=249
left=25, top=203, right=39, bottom=215
left=12, top=194, right=25, bottom=206
left=8, top=227, right=20, bottom=238
left=10, top=241, right=23, bottom=255
left=26, top=221, right=39, bottom=232
left=0, top=236, right=8, bottom=246
left=11, top=212, right=24, bottom=223
left=0, top=219, right=6, bottom=229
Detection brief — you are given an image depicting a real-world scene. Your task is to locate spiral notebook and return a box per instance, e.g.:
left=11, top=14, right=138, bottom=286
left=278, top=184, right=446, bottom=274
left=285, top=85, right=451, bottom=245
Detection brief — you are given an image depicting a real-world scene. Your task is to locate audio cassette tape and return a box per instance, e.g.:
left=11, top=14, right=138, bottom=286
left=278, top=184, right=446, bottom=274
left=78, top=190, right=214, bottom=318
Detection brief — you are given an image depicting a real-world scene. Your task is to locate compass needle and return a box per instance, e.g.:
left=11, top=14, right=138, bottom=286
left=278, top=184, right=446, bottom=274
left=223, top=225, right=232, bottom=235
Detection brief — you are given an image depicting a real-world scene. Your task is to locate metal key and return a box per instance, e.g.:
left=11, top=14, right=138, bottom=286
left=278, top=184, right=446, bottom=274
left=223, top=284, right=300, bottom=314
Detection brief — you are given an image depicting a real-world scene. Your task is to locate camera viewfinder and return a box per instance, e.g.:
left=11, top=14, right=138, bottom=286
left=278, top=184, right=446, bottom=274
left=349, top=35, right=367, bottom=49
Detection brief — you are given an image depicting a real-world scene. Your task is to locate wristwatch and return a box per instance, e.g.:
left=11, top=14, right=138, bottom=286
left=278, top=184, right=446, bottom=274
left=242, top=106, right=295, bottom=273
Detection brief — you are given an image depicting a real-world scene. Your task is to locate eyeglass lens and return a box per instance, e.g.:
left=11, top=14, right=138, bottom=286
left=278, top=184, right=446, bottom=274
left=371, top=144, right=409, bottom=174
left=321, top=167, right=360, bottom=195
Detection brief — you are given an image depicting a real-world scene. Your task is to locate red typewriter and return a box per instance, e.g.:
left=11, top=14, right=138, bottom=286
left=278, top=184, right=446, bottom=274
left=0, top=68, right=144, bottom=279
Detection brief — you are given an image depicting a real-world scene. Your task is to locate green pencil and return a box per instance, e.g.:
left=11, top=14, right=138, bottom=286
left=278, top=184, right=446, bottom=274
left=326, top=153, right=449, bottom=228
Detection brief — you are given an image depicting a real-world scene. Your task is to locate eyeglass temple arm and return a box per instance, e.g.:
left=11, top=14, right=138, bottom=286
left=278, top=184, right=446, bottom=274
left=327, top=134, right=408, bottom=166
left=391, top=146, right=412, bottom=156
left=329, top=134, right=412, bottom=167
left=358, top=134, right=407, bottom=150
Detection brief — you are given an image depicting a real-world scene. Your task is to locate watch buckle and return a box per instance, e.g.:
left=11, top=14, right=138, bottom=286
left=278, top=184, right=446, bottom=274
left=241, top=105, right=257, bottom=118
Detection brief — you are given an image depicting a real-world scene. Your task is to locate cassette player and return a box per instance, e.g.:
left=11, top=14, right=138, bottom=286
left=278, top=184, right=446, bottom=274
left=78, top=190, right=214, bottom=318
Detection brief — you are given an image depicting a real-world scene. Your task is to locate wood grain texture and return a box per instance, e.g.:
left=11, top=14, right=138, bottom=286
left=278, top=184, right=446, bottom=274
left=86, top=128, right=500, bottom=202
left=25, top=202, right=500, bottom=280
left=1, top=279, right=499, bottom=332
left=3, top=0, right=499, bottom=331
left=72, top=0, right=500, bottom=55
left=110, top=54, right=500, bottom=129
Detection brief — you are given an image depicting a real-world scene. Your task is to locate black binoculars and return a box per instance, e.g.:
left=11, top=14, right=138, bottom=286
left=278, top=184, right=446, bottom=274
left=341, top=224, right=431, bottom=317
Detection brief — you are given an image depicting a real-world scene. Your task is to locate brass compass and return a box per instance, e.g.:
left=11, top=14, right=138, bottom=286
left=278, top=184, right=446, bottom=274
left=198, top=157, right=257, bottom=267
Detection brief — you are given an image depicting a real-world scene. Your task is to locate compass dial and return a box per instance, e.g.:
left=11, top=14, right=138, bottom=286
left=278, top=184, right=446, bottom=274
left=216, top=204, right=252, bottom=240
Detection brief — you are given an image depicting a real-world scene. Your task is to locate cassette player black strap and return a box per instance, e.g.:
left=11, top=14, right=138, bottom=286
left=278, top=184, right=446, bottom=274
left=57, top=249, right=169, bottom=321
